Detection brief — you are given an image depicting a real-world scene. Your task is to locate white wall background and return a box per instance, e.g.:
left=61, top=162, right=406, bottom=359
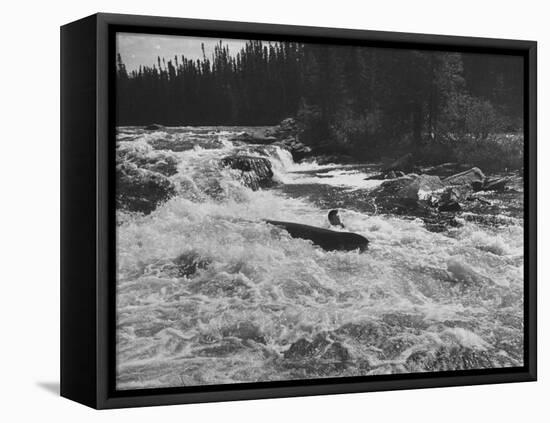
left=1, top=0, right=546, bottom=420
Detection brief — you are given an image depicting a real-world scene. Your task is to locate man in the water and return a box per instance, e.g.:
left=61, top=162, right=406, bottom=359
left=265, top=208, right=369, bottom=252
left=328, top=209, right=345, bottom=228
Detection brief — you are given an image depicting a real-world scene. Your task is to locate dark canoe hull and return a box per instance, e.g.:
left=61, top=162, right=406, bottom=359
left=265, top=220, right=369, bottom=252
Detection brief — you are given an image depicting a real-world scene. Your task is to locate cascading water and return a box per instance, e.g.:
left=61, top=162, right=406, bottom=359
left=115, top=126, right=524, bottom=390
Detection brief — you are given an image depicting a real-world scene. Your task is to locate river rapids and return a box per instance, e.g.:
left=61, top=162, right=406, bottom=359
left=115, top=126, right=524, bottom=390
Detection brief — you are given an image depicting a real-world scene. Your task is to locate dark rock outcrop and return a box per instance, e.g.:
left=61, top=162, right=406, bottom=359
left=482, top=177, right=510, bottom=192
left=369, top=175, right=421, bottom=214
left=370, top=166, right=508, bottom=217
left=116, top=162, right=177, bottom=214
left=267, top=117, right=299, bottom=139
left=265, top=118, right=312, bottom=161
left=367, top=163, right=512, bottom=233
left=369, top=173, right=475, bottom=220
left=443, top=167, right=485, bottom=190
left=115, top=144, right=180, bottom=214
left=413, top=164, right=509, bottom=193
left=364, top=170, right=405, bottom=180
left=437, top=187, right=462, bottom=212
left=370, top=174, right=446, bottom=213
left=221, top=155, right=274, bottom=190
left=274, top=138, right=312, bottom=162
left=396, top=174, right=446, bottom=201
left=384, top=170, right=406, bottom=179
left=224, top=118, right=312, bottom=162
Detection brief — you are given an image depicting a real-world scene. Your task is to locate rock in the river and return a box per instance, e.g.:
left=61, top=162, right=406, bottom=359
left=482, top=177, right=510, bottom=192
left=274, top=138, right=312, bottom=162
left=115, top=144, right=179, bottom=214
left=221, top=155, right=274, bottom=190
left=396, top=174, right=445, bottom=201
left=421, top=162, right=472, bottom=177
left=371, top=174, right=445, bottom=201
left=370, top=174, right=469, bottom=218
left=443, top=167, right=485, bottom=190
left=267, top=117, right=299, bottom=139
left=264, top=118, right=312, bottom=161
left=372, top=175, right=414, bottom=196
left=116, top=162, right=177, bottom=214
left=386, top=170, right=405, bottom=179
left=437, top=187, right=462, bottom=212
left=364, top=170, right=405, bottom=180
left=370, top=175, right=426, bottom=213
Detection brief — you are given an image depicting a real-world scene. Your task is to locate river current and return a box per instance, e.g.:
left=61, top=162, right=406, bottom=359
left=115, top=126, right=524, bottom=390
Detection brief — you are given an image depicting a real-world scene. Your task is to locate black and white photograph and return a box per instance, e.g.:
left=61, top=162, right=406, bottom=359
left=114, top=32, right=526, bottom=390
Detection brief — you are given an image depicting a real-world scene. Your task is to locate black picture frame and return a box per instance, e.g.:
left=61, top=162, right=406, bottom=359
left=60, top=12, right=537, bottom=409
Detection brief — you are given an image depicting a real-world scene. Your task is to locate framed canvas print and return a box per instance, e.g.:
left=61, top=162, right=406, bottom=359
left=60, top=13, right=537, bottom=409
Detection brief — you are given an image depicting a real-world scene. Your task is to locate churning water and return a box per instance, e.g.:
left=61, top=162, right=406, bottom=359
left=115, top=126, right=524, bottom=390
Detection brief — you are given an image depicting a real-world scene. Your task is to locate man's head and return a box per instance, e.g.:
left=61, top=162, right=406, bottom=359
left=328, top=209, right=345, bottom=228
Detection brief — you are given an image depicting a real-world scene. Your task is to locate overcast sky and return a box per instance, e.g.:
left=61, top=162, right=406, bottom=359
left=116, top=33, right=249, bottom=72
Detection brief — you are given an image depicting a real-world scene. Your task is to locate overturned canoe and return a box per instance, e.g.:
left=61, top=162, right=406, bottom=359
left=265, top=220, right=369, bottom=252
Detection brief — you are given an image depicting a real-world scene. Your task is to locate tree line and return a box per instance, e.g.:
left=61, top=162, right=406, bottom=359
left=116, top=39, right=523, bottom=165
